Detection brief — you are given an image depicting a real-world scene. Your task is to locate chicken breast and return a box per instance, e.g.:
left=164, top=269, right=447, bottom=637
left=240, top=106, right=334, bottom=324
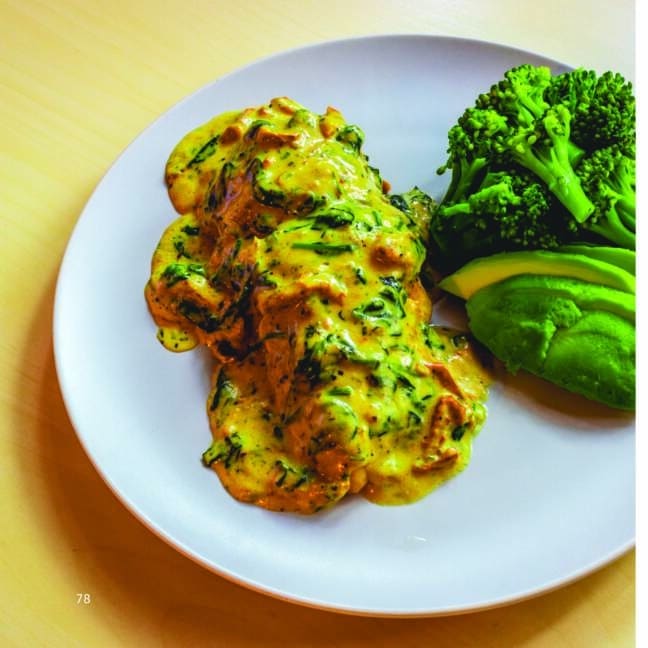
left=145, top=97, right=490, bottom=513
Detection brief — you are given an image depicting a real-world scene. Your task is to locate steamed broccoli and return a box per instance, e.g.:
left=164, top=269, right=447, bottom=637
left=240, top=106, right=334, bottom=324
left=576, top=144, right=636, bottom=248
left=476, top=63, right=552, bottom=127
left=545, top=68, right=635, bottom=152
left=432, top=64, right=636, bottom=271
left=437, top=108, right=507, bottom=204
left=430, top=167, right=576, bottom=270
left=498, top=103, right=594, bottom=222
left=441, top=65, right=594, bottom=221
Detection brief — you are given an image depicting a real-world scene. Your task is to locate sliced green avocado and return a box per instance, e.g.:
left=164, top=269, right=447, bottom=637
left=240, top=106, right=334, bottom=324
left=469, top=275, right=635, bottom=323
left=438, top=250, right=636, bottom=299
left=466, top=276, right=636, bottom=410
left=558, top=244, right=636, bottom=275
left=543, top=311, right=635, bottom=410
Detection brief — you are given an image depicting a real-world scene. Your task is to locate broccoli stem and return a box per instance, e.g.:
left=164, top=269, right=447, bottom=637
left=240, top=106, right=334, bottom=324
left=617, top=199, right=636, bottom=230
left=567, top=141, right=586, bottom=166
left=589, top=225, right=634, bottom=249
left=438, top=202, right=471, bottom=217
left=441, top=157, right=488, bottom=204
left=440, top=181, right=519, bottom=217
left=585, top=172, right=636, bottom=247
left=509, top=107, right=594, bottom=223
left=588, top=207, right=635, bottom=249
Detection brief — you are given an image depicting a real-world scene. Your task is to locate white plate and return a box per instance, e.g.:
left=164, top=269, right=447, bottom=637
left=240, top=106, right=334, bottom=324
left=54, top=35, right=635, bottom=616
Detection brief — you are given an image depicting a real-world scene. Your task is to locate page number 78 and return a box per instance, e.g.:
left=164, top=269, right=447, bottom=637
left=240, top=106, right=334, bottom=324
left=76, top=593, right=92, bottom=605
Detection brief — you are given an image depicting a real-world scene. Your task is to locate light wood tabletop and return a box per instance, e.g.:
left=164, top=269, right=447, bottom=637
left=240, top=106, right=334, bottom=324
left=0, top=1, right=636, bottom=646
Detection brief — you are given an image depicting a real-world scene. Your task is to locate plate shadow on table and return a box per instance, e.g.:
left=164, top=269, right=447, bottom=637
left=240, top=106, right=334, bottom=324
left=12, top=270, right=634, bottom=647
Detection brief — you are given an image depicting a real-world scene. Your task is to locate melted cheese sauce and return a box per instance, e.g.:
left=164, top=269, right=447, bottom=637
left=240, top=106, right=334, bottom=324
left=145, top=97, right=490, bottom=513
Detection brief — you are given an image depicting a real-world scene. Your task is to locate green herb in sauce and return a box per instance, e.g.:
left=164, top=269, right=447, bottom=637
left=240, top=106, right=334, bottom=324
left=145, top=97, right=491, bottom=514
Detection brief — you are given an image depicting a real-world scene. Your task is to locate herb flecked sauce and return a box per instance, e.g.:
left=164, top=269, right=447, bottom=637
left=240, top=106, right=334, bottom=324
left=145, top=97, right=490, bottom=513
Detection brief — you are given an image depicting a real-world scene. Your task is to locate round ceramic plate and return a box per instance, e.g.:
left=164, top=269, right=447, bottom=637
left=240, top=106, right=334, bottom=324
left=54, top=35, right=635, bottom=616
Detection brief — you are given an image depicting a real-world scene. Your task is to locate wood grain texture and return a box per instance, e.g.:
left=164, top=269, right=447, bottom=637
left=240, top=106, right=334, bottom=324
left=0, top=0, right=635, bottom=645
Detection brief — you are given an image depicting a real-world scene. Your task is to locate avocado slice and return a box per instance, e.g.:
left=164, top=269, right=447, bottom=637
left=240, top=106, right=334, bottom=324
left=543, top=311, right=635, bottom=410
left=438, top=250, right=636, bottom=299
left=466, top=276, right=635, bottom=410
left=467, top=274, right=635, bottom=323
left=558, top=244, right=636, bottom=275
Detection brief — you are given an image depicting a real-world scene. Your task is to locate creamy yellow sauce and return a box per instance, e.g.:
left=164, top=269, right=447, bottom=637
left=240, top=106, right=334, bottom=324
left=145, top=97, right=490, bottom=513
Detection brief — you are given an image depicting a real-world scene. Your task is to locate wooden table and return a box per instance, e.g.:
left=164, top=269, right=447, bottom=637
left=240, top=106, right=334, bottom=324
left=0, top=1, right=635, bottom=645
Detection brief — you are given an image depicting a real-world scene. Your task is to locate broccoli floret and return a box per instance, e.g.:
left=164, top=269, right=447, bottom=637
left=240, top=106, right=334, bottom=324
left=433, top=64, right=636, bottom=273
left=429, top=168, right=577, bottom=270
left=438, top=64, right=597, bottom=222
left=479, top=65, right=586, bottom=165
left=575, top=145, right=636, bottom=248
left=471, top=67, right=593, bottom=221
left=547, top=68, right=635, bottom=152
left=476, top=64, right=552, bottom=127
left=500, top=104, right=594, bottom=222
left=437, top=108, right=507, bottom=204
left=440, top=102, right=593, bottom=224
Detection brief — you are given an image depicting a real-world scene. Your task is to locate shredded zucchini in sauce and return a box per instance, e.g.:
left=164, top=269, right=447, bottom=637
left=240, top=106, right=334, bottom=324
left=145, top=97, right=490, bottom=513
